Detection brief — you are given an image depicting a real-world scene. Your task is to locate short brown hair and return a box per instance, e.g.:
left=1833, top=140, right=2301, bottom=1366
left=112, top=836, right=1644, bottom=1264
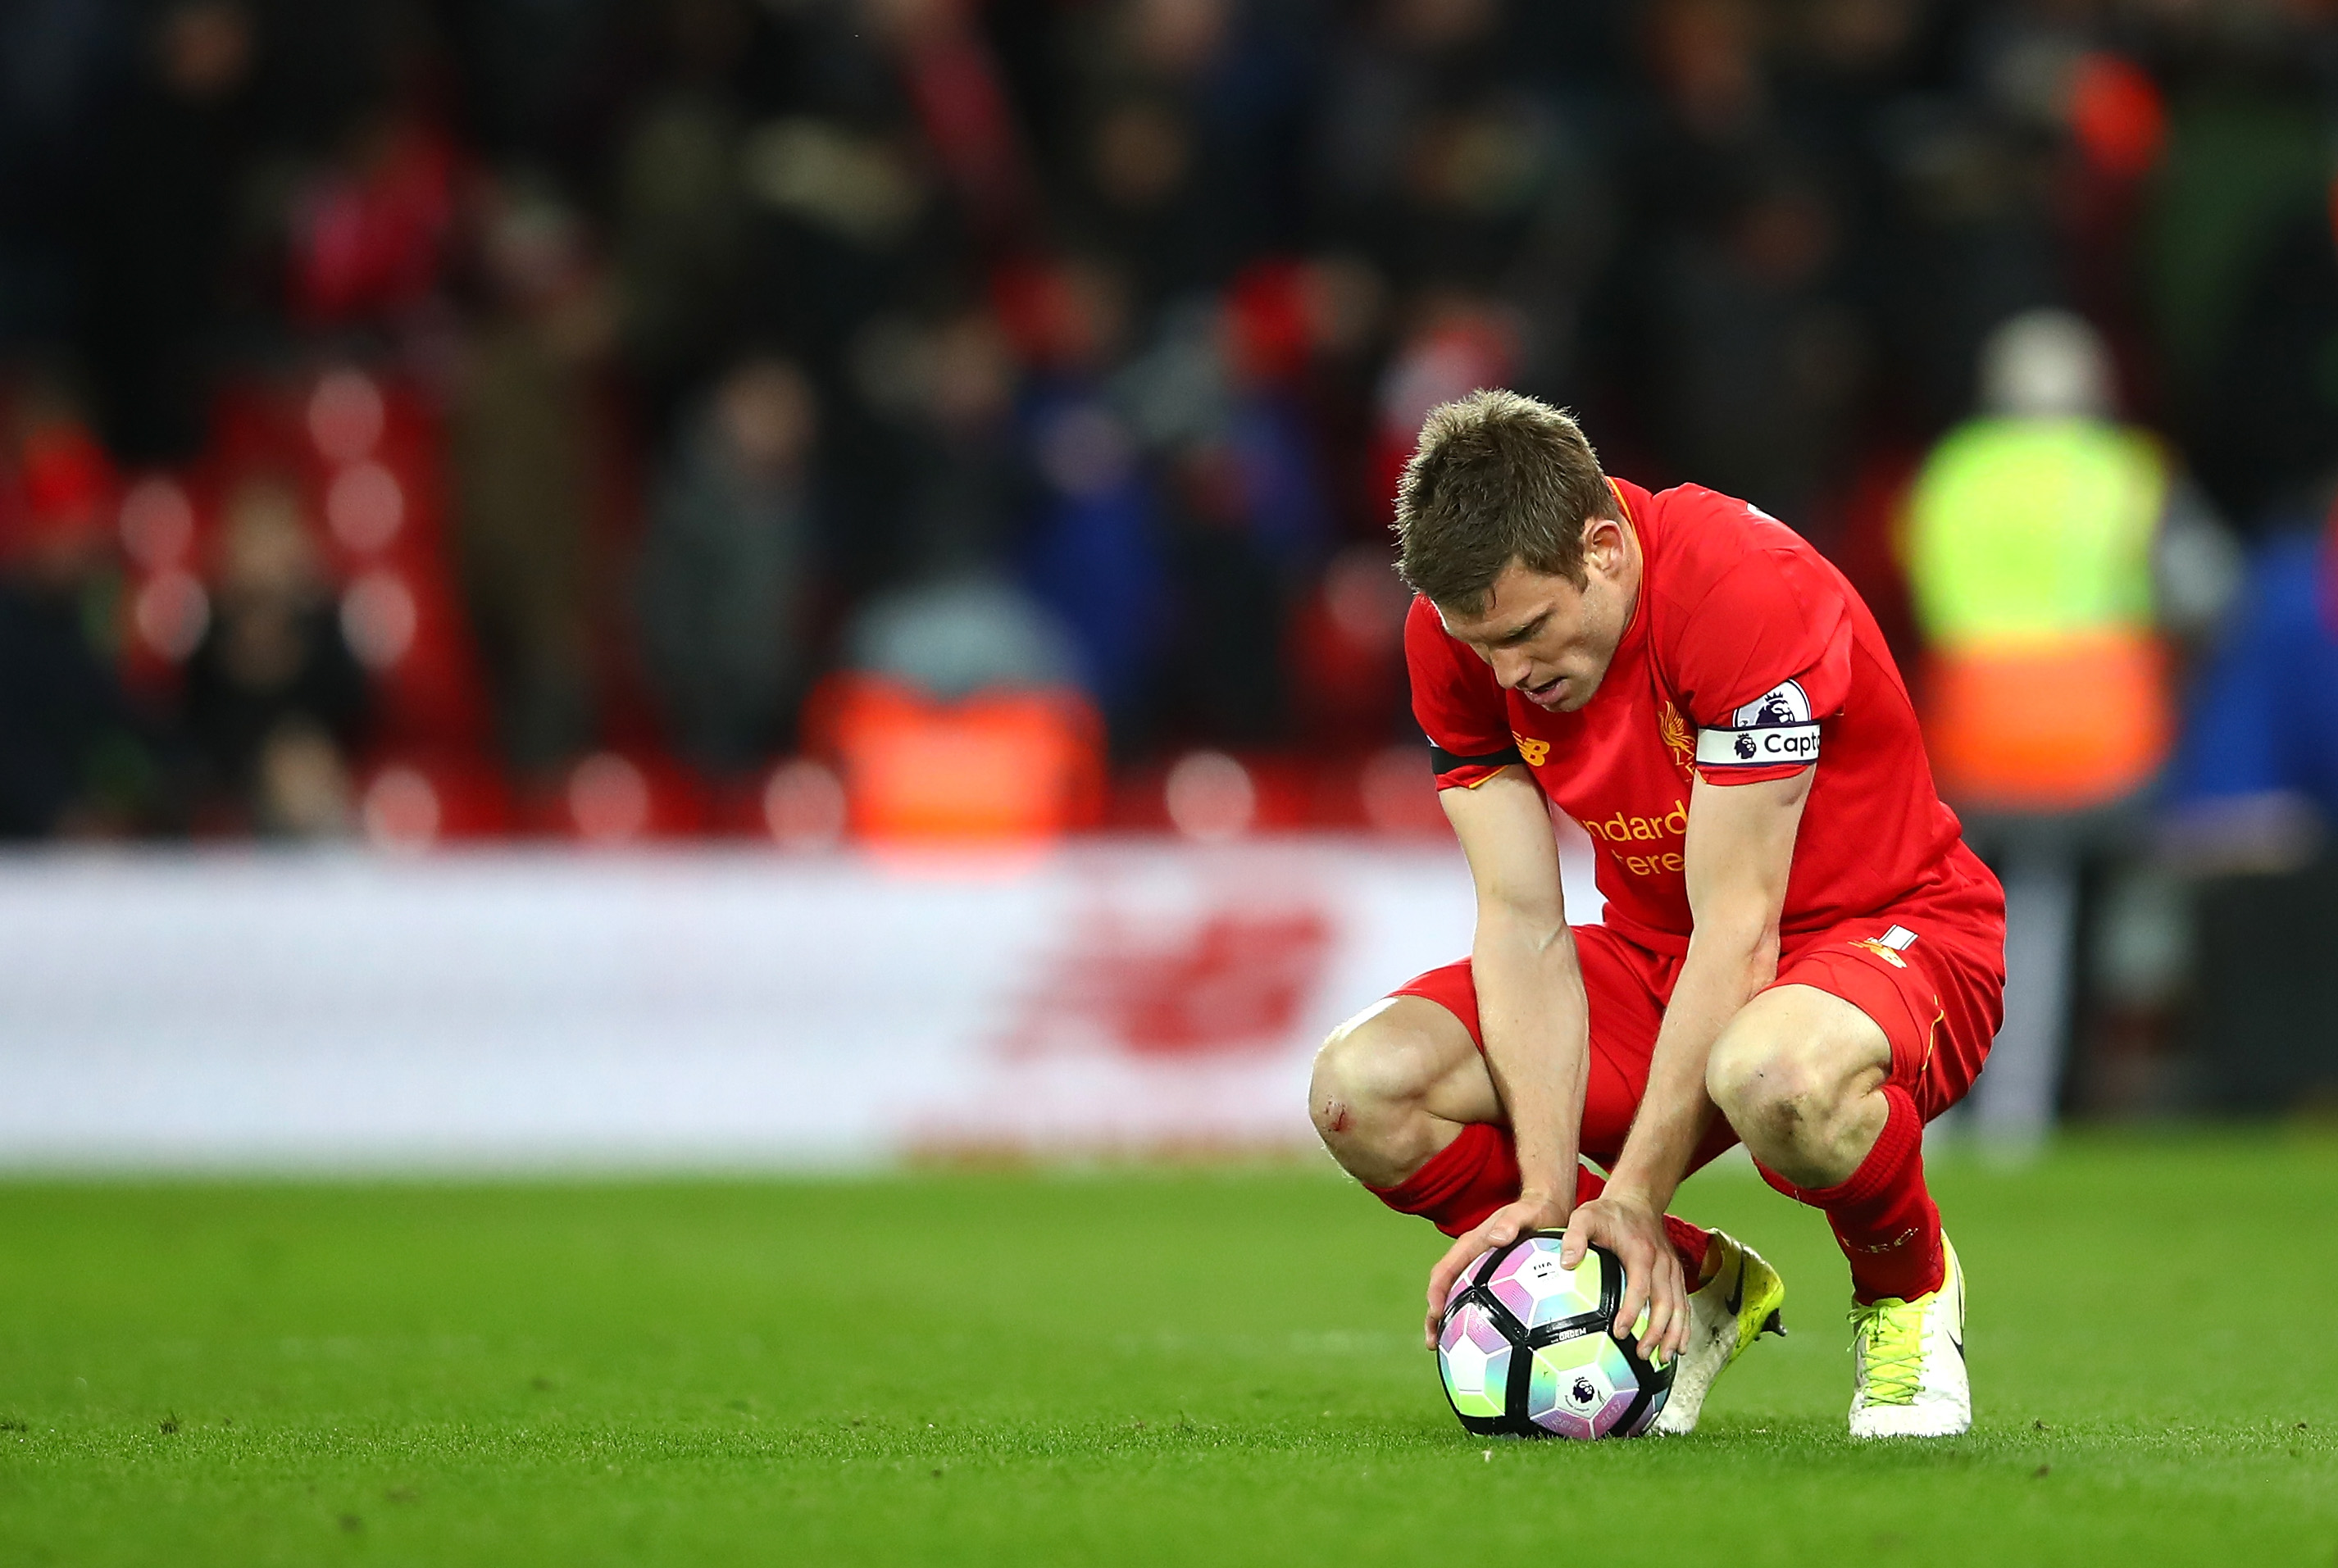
left=1393, top=389, right=1611, bottom=613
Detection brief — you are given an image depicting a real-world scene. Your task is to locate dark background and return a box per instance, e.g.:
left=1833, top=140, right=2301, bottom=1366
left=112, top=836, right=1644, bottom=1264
left=2, top=0, right=2335, bottom=1116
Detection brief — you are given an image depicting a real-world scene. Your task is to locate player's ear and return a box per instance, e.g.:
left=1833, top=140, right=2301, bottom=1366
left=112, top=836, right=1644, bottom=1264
left=1580, top=516, right=1625, bottom=580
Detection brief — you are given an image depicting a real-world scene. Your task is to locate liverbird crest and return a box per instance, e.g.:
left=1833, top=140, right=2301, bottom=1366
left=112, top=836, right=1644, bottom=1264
left=1658, top=701, right=1694, bottom=775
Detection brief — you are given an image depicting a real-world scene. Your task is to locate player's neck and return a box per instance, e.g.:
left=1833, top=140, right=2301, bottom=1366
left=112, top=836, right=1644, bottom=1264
left=1612, top=511, right=1644, bottom=644
left=1601, top=478, right=1647, bottom=636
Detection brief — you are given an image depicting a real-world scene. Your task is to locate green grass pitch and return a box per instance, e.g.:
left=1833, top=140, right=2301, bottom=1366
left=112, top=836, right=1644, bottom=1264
left=2, top=1134, right=2334, bottom=1566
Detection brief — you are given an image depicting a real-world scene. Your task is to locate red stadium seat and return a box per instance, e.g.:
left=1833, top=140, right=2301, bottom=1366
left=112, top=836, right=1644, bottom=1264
left=803, top=674, right=1103, bottom=845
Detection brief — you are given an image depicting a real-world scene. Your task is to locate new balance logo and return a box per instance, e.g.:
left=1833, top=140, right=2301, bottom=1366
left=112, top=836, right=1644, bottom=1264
left=1854, top=925, right=1920, bottom=969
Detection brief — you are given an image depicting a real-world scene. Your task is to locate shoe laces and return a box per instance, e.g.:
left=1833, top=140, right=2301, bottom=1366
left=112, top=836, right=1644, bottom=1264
left=1848, top=1298, right=1925, bottom=1407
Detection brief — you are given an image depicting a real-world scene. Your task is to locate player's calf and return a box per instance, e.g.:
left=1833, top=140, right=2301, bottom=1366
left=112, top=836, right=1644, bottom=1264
left=1704, top=984, right=1966, bottom=1434
left=1309, top=998, right=1576, bottom=1243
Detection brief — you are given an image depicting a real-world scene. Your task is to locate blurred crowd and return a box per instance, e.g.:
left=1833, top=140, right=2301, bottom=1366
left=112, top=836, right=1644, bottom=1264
left=2, top=2, right=2337, bottom=1094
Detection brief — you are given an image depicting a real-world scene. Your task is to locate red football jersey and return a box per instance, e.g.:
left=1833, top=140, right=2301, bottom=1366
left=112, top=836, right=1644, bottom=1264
left=1408, top=477, right=1999, bottom=956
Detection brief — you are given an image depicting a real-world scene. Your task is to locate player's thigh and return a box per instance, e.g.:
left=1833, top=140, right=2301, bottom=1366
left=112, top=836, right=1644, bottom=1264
left=1565, top=927, right=1681, bottom=1166
left=1313, top=991, right=1500, bottom=1128
left=1376, top=936, right=1675, bottom=1152
left=1336, top=934, right=1684, bottom=1158
left=1705, top=982, right=1893, bottom=1120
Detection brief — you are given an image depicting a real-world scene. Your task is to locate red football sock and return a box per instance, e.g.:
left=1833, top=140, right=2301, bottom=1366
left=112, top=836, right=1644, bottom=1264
left=1755, top=1084, right=1944, bottom=1303
left=1672, top=1215, right=1717, bottom=1283
left=1367, top=1123, right=1712, bottom=1275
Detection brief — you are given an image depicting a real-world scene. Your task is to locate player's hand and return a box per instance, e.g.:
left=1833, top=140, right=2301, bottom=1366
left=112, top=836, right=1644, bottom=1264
left=1421, top=1191, right=1571, bottom=1350
left=1560, top=1192, right=1688, bottom=1365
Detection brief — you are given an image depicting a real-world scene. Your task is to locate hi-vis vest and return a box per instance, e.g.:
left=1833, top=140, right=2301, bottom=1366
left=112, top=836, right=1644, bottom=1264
left=1904, top=417, right=2171, bottom=811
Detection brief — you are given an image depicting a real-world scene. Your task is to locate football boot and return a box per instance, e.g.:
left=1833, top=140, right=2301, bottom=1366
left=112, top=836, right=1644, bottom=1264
left=1847, top=1233, right=1970, bottom=1438
left=1649, top=1227, right=1786, bottom=1436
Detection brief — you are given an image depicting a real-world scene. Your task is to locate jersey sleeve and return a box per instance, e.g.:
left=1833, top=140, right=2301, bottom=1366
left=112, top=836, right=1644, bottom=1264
left=1663, top=540, right=1854, bottom=787
left=1404, top=594, right=1522, bottom=789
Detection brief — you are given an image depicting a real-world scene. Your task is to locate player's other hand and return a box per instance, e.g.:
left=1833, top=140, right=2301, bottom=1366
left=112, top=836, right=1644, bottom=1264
left=1558, top=1192, right=1688, bottom=1365
left=1421, top=1193, right=1571, bottom=1350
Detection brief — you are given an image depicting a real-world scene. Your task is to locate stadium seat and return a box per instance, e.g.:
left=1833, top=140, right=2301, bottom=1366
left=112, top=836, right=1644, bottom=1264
left=803, top=673, right=1103, bottom=844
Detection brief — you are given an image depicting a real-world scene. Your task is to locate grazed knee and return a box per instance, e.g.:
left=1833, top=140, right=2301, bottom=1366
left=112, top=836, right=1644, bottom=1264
left=1309, top=1008, right=1446, bottom=1186
left=1309, top=1014, right=1423, bottom=1140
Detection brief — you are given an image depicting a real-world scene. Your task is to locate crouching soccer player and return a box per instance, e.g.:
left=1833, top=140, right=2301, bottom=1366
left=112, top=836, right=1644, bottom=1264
left=1312, top=392, right=2005, bottom=1438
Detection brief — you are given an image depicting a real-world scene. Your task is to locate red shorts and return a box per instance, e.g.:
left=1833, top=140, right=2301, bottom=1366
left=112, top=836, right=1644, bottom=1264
left=1390, top=901, right=2005, bottom=1175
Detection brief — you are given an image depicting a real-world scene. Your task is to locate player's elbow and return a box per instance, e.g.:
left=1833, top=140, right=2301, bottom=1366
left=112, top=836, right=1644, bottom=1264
left=1473, top=890, right=1569, bottom=958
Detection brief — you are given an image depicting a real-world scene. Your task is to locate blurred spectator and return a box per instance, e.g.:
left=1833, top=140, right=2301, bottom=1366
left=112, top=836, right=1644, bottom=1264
left=1904, top=308, right=2228, bottom=1145
left=1004, top=256, right=1166, bottom=748
left=2164, top=522, right=2338, bottom=861
left=856, top=304, right=1027, bottom=570
left=1080, top=86, right=1210, bottom=307
left=1906, top=310, right=2182, bottom=816
left=1121, top=270, right=1332, bottom=744
left=448, top=175, right=607, bottom=780
left=2159, top=513, right=2338, bottom=1111
left=844, top=572, right=1081, bottom=701
left=1066, top=0, right=1316, bottom=308
left=1369, top=293, right=1517, bottom=514
left=0, top=391, right=166, bottom=836
left=607, top=0, right=757, bottom=430
left=281, top=107, right=459, bottom=335
left=839, top=299, right=1088, bottom=702
left=183, top=476, right=368, bottom=836
left=636, top=358, right=820, bottom=775
left=866, top=0, right=1035, bottom=240
left=1313, top=0, right=1522, bottom=288
left=1288, top=541, right=1412, bottom=751
left=1871, top=1, right=2076, bottom=431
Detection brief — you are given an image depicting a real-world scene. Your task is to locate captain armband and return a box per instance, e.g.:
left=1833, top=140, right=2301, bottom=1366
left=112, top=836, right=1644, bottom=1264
left=1694, top=679, right=1822, bottom=770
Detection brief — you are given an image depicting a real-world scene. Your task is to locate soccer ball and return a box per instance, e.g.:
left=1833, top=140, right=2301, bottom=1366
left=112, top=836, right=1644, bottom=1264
left=1435, top=1231, right=1672, bottom=1439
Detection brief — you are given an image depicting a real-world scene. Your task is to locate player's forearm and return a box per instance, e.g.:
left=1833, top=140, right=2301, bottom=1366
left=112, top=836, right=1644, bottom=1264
left=1603, top=920, right=1780, bottom=1211
left=1470, top=911, right=1590, bottom=1205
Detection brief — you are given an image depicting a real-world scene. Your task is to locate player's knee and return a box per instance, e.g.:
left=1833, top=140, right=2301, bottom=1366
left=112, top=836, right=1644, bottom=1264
left=1309, top=1007, right=1433, bottom=1154
left=1707, top=1025, right=1833, bottom=1150
left=1309, top=1016, right=1402, bottom=1134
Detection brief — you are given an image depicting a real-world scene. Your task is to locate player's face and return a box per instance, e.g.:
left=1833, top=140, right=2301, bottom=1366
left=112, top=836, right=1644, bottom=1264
left=1436, top=524, right=1638, bottom=713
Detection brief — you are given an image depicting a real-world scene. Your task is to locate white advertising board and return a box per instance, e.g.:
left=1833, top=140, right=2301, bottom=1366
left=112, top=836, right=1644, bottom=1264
left=0, top=835, right=1603, bottom=1170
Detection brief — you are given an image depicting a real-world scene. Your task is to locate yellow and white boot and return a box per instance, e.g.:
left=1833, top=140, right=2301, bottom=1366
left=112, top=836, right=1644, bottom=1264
left=1847, top=1234, right=1970, bottom=1438
left=1650, top=1228, right=1786, bottom=1436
